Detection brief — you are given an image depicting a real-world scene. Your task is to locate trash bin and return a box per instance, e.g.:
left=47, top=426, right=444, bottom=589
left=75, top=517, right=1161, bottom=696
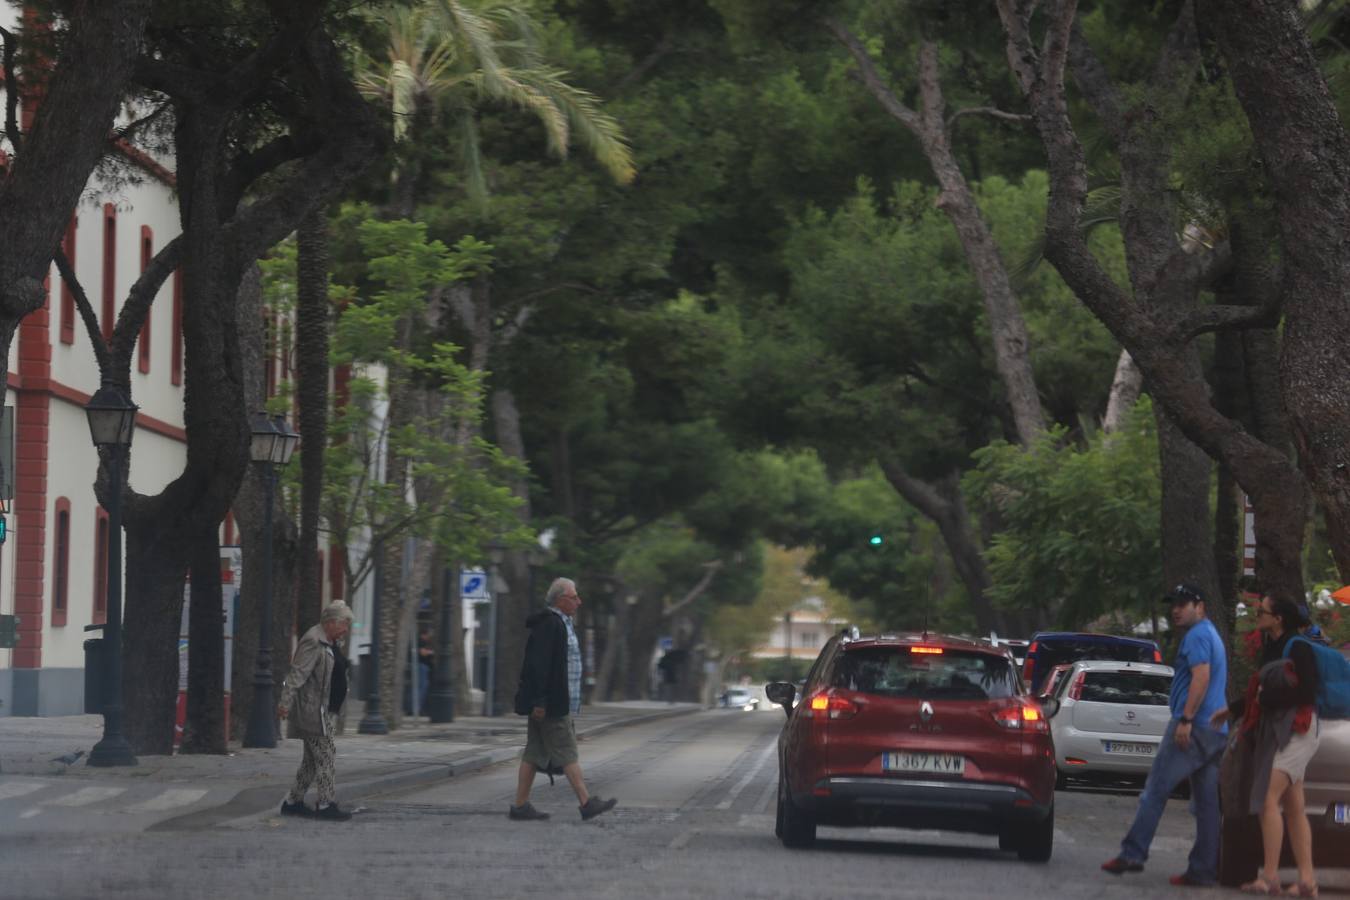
left=83, top=637, right=105, bottom=714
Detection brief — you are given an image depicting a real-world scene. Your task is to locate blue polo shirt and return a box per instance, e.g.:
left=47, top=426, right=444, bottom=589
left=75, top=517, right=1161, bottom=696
left=1169, top=617, right=1228, bottom=733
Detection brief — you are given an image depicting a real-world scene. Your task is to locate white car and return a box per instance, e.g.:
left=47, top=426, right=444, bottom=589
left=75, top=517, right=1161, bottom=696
left=720, top=687, right=760, bottom=711
left=1044, top=659, right=1173, bottom=787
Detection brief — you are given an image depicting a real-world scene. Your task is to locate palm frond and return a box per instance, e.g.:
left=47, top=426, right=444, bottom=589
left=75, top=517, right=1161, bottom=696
left=460, top=113, right=489, bottom=209
left=511, top=67, right=636, bottom=184
left=437, top=0, right=511, bottom=99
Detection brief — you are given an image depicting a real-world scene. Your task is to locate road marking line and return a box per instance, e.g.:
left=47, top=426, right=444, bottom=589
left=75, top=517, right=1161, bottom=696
left=752, top=771, right=778, bottom=814
left=668, top=828, right=698, bottom=850
left=48, top=786, right=126, bottom=807
left=19, top=807, right=42, bottom=819
left=716, top=740, right=776, bottom=810
left=125, top=788, right=208, bottom=813
left=0, top=782, right=47, bottom=802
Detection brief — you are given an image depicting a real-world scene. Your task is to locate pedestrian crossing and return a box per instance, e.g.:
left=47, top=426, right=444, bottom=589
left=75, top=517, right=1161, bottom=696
left=0, top=778, right=216, bottom=822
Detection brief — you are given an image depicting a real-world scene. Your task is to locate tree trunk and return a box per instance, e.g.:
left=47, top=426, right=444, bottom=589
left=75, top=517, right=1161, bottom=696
left=489, top=385, right=535, bottom=716
left=878, top=461, right=1002, bottom=634
left=1154, top=406, right=1222, bottom=640
left=180, top=531, right=226, bottom=753
left=1103, top=350, right=1142, bottom=433
left=295, top=207, right=330, bottom=628
left=120, top=525, right=191, bottom=754
left=1203, top=0, right=1350, bottom=580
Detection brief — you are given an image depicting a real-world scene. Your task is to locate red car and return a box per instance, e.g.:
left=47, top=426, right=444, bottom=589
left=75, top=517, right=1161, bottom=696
left=766, top=632, right=1058, bottom=861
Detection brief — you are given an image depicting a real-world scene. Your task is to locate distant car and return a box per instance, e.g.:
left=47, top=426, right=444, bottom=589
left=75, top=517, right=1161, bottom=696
left=720, top=687, right=759, bottom=711
left=1218, top=647, right=1350, bottom=887
left=1038, top=663, right=1075, bottom=700
left=1045, top=660, right=1173, bottom=788
left=766, top=632, right=1057, bottom=861
left=1022, top=632, right=1163, bottom=695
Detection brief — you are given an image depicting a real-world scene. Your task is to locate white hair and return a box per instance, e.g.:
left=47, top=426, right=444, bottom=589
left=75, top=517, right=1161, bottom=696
left=320, top=600, right=354, bottom=625
left=544, top=578, right=576, bottom=607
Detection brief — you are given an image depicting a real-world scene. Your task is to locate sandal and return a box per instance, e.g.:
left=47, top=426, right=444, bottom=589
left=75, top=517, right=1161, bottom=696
left=1283, top=883, right=1318, bottom=898
left=1240, top=877, right=1282, bottom=895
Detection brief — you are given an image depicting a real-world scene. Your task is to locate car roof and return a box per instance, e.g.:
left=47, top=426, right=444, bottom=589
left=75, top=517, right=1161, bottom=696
left=1029, top=631, right=1159, bottom=648
left=843, top=633, right=1008, bottom=657
left=1066, top=659, right=1174, bottom=676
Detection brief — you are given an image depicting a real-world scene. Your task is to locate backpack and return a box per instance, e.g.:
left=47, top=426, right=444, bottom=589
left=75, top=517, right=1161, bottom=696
left=1282, top=635, right=1350, bottom=719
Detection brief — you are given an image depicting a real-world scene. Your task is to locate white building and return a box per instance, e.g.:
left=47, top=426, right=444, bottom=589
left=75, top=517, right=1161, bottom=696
left=753, top=596, right=848, bottom=662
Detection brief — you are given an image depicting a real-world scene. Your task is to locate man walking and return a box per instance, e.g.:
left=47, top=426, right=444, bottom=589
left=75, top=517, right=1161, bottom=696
left=508, top=577, right=617, bottom=822
left=1101, top=583, right=1229, bottom=886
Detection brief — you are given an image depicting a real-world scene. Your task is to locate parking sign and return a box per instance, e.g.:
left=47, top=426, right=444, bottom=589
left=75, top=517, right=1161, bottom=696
left=461, top=568, right=489, bottom=601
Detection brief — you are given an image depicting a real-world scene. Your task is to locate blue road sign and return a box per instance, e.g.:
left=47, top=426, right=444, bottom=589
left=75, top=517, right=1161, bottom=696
left=461, top=568, right=489, bottom=601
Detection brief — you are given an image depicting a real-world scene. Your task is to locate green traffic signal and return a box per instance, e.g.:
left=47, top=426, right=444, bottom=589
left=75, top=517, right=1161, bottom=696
left=869, top=534, right=883, bottom=546
left=0, top=514, right=7, bottom=543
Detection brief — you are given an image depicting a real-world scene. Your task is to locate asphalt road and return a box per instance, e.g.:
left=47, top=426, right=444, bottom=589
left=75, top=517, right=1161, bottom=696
left=1, top=709, right=1317, bottom=900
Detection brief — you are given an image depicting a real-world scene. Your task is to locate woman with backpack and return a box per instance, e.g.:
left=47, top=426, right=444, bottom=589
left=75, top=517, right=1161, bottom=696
left=1214, top=592, right=1320, bottom=896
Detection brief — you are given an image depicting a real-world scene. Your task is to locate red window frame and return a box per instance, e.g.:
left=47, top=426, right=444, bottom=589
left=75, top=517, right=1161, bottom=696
left=101, top=204, right=117, bottom=341
left=59, top=216, right=77, bottom=345
left=93, top=509, right=109, bottom=625
left=52, top=498, right=71, bottom=627
left=138, top=225, right=153, bottom=373
left=170, top=269, right=183, bottom=386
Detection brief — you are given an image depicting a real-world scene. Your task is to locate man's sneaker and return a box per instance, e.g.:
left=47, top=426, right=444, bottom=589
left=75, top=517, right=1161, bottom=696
left=1100, top=857, right=1144, bottom=875
left=279, top=799, right=311, bottom=817
left=314, top=803, right=352, bottom=821
left=508, top=802, right=550, bottom=821
left=579, top=796, right=617, bottom=820
left=1168, top=873, right=1213, bottom=888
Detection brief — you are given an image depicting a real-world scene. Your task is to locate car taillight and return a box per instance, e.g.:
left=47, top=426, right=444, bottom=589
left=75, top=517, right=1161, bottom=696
left=1068, top=672, right=1085, bottom=701
left=1023, top=642, right=1038, bottom=686
left=804, top=691, right=859, bottom=720
left=992, top=704, right=1049, bottom=733
left=911, top=646, right=944, bottom=655
left=1153, top=649, right=1162, bottom=663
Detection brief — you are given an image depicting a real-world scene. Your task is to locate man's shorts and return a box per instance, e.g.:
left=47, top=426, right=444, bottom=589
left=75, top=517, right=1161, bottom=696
left=522, top=714, right=578, bottom=769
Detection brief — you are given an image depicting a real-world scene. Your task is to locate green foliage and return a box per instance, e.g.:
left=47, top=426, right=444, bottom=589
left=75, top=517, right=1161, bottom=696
left=965, top=398, right=1162, bottom=629
left=324, top=212, right=530, bottom=589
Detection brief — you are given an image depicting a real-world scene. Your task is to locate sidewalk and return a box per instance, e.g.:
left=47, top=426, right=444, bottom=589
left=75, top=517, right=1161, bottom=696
left=0, top=701, right=702, bottom=825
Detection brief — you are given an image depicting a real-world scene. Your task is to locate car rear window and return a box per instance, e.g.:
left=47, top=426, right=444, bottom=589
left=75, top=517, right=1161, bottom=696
left=1078, top=670, right=1171, bottom=706
left=1033, top=638, right=1157, bottom=673
left=830, top=647, right=1017, bottom=700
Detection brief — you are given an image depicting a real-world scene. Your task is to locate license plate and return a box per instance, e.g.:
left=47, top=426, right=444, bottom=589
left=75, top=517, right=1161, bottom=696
left=1103, top=741, right=1155, bottom=755
left=1336, top=803, right=1349, bottom=825
left=882, top=752, right=965, bottom=774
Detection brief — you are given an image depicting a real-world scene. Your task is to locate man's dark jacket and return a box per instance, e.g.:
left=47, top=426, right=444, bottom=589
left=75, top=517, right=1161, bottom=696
left=514, top=609, right=571, bottom=718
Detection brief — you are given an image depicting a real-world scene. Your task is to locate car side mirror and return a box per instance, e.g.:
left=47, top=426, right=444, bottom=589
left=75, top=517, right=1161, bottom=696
left=1040, top=697, right=1061, bottom=719
left=765, top=681, right=795, bottom=716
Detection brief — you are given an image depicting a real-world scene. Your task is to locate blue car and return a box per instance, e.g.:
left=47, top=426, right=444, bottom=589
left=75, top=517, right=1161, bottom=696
left=1021, top=632, right=1162, bottom=695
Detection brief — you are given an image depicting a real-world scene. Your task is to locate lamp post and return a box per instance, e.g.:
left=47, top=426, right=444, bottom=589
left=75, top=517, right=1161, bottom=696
left=243, top=413, right=298, bottom=748
left=426, top=563, right=456, bottom=722
left=85, top=386, right=138, bottom=767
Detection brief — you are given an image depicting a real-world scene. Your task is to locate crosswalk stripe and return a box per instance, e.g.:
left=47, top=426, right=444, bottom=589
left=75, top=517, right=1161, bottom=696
left=0, top=782, right=47, bottom=802
left=125, top=788, right=208, bottom=813
left=47, top=786, right=126, bottom=807
left=716, top=740, right=777, bottom=810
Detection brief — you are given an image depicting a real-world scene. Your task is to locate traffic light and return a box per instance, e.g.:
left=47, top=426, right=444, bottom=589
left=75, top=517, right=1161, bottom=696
left=869, top=533, right=883, bottom=546
left=0, top=514, right=7, bottom=543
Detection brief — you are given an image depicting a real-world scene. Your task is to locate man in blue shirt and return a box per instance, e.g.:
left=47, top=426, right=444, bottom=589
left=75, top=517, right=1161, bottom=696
left=1102, top=583, right=1229, bottom=887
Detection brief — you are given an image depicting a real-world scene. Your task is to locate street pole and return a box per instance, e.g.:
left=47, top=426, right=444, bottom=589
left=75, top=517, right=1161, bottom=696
left=483, top=572, right=497, bottom=717
left=88, top=442, right=136, bottom=767
left=427, top=564, right=455, bottom=722
left=358, top=540, right=389, bottom=734
left=243, top=464, right=277, bottom=747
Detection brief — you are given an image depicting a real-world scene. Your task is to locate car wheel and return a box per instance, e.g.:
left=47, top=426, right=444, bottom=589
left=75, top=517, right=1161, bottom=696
left=778, top=773, right=816, bottom=849
left=1016, top=803, right=1054, bottom=863
left=1054, top=770, right=1068, bottom=791
left=997, top=830, right=1017, bottom=852
left=1217, top=813, right=1261, bottom=888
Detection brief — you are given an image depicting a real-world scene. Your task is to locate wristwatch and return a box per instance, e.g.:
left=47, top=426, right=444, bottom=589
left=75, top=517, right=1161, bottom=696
left=1178, top=715, right=1193, bottom=725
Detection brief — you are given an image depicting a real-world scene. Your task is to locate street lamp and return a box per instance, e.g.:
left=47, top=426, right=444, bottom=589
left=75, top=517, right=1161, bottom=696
left=243, top=412, right=298, bottom=748
left=85, top=385, right=138, bottom=768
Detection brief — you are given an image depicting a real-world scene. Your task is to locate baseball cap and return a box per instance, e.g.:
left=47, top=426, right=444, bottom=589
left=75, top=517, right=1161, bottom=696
left=1162, top=583, right=1205, bottom=605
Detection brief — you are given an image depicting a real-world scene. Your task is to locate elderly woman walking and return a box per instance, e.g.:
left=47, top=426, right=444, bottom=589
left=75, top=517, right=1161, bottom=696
left=1214, top=592, right=1321, bottom=896
left=277, top=600, right=354, bottom=821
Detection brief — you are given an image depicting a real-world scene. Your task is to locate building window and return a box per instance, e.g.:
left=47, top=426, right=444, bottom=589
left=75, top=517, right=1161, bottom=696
left=800, top=632, right=818, bottom=648
left=170, top=269, right=183, bottom=386
left=93, top=509, right=109, bottom=625
left=137, top=226, right=153, bottom=373
left=52, top=498, right=71, bottom=627
left=101, top=204, right=117, bottom=341
left=59, top=216, right=77, bottom=345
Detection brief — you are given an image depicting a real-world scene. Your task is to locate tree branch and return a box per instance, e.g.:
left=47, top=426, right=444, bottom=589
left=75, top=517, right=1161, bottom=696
left=1174, top=298, right=1281, bottom=342
left=1067, top=22, right=1125, bottom=142
left=662, top=560, right=723, bottom=619
left=52, top=246, right=111, bottom=375
left=109, top=236, right=182, bottom=375
left=821, top=16, right=923, bottom=135
left=946, top=106, right=1032, bottom=129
